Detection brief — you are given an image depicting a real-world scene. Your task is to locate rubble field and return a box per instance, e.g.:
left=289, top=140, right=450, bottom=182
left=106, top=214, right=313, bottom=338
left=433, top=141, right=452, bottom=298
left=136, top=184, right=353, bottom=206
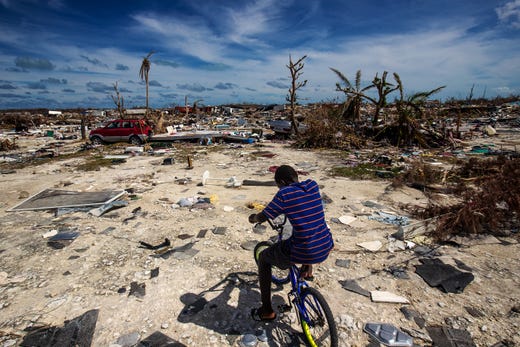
left=0, top=113, right=519, bottom=346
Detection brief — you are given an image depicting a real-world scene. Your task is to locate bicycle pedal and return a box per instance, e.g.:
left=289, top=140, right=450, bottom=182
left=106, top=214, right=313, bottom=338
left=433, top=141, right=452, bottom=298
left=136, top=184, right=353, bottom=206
left=278, top=304, right=291, bottom=313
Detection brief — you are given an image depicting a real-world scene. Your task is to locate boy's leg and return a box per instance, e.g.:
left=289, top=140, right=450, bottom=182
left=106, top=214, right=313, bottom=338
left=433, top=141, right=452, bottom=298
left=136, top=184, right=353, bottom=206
left=258, top=257, right=275, bottom=318
left=300, top=264, right=314, bottom=280
left=256, top=241, right=291, bottom=318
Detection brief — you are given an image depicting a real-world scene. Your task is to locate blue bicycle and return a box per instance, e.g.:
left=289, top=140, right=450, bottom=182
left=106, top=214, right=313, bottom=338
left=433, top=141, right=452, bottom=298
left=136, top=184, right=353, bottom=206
left=253, top=216, right=338, bottom=347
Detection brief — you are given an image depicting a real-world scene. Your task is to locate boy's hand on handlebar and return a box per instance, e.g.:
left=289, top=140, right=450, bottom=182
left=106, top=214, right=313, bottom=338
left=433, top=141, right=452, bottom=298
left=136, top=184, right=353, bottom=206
left=249, top=211, right=267, bottom=224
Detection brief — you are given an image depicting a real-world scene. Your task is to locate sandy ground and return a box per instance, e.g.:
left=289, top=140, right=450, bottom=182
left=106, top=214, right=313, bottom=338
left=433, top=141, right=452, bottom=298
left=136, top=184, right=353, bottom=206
left=0, top=136, right=519, bottom=347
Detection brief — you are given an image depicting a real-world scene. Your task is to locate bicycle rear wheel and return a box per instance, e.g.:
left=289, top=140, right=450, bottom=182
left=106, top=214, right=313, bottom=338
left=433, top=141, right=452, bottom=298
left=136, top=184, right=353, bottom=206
left=253, top=241, right=290, bottom=285
left=299, top=287, right=338, bottom=347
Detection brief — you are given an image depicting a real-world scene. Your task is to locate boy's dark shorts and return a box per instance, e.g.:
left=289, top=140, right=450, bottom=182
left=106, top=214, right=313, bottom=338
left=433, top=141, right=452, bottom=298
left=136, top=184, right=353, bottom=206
left=258, top=240, right=291, bottom=270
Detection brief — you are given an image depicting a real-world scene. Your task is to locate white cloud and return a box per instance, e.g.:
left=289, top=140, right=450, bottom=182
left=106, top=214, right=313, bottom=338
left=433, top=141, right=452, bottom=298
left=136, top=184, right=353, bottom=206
left=223, top=0, right=282, bottom=45
left=291, top=24, right=519, bottom=101
left=131, top=13, right=227, bottom=63
left=496, top=0, right=520, bottom=28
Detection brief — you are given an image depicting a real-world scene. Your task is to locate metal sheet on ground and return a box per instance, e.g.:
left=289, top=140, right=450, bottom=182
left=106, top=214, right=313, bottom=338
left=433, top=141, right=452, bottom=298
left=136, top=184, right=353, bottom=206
left=7, top=188, right=126, bottom=211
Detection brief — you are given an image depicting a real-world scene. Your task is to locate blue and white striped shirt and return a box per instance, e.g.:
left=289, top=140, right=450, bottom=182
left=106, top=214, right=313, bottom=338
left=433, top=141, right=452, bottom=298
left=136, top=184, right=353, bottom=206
left=263, top=179, right=334, bottom=264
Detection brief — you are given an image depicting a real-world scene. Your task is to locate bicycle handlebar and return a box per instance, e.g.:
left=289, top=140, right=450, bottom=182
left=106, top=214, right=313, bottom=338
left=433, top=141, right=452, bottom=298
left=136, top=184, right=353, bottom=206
left=257, top=214, right=287, bottom=234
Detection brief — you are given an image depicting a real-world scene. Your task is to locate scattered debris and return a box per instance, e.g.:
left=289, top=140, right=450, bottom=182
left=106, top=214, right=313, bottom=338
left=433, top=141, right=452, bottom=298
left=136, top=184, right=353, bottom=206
left=385, top=265, right=410, bottom=279
left=47, top=231, right=80, bottom=249
left=129, top=281, right=146, bottom=298
left=368, top=211, right=409, bottom=226
left=363, top=322, right=413, bottom=347
left=370, top=291, right=410, bottom=304
left=201, top=170, right=242, bottom=187
left=88, top=200, right=128, bottom=217
left=335, top=259, right=351, bottom=268
left=357, top=240, right=383, bottom=252
left=162, top=157, right=175, bottom=165
left=20, top=309, right=99, bottom=347
left=339, top=279, right=371, bottom=297
left=399, top=307, right=426, bottom=328
left=196, top=229, right=208, bottom=238
left=138, top=331, right=185, bottom=347
left=338, top=215, right=357, bottom=225
left=212, top=226, right=227, bottom=235
left=8, top=188, right=126, bottom=212
left=426, top=326, right=476, bottom=347
left=415, top=258, right=474, bottom=293
left=139, top=238, right=171, bottom=250
left=242, top=179, right=276, bottom=186
left=157, top=241, right=199, bottom=260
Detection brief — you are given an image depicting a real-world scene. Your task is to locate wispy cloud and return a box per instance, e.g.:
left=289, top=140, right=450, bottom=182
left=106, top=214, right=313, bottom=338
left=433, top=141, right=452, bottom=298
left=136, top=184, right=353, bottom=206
left=214, top=82, right=236, bottom=90
left=154, top=60, right=180, bottom=68
left=496, top=0, right=520, bottom=28
left=15, top=57, right=55, bottom=70
left=27, top=82, right=47, bottom=90
left=223, top=0, right=284, bottom=46
left=116, top=64, right=129, bottom=71
left=0, top=1, right=518, bottom=108
left=0, top=83, right=16, bottom=89
left=131, top=13, right=225, bottom=63
left=80, top=55, right=109, bottom=68
left=149, top=80, right=162, bottom=87
left=266, top=80, right=288, bottom=89
left=86, top=82, right=113, bottom=93
left=41, top=77, right=67, bottom=85
left=176, top=83, right=211, bottom=92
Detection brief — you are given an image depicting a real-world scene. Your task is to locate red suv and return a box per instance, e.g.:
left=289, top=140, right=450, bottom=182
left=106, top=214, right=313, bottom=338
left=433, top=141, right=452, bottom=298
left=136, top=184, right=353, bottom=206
left=89, top=119, right=153, bottom=145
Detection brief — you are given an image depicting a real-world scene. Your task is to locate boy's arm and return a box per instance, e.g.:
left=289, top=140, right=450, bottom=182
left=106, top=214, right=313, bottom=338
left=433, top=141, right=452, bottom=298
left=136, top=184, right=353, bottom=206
left=248, top=211, right=268, bottom=224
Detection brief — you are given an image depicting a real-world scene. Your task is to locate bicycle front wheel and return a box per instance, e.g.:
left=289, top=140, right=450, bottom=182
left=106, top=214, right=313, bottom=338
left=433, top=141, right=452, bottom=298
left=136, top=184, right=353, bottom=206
left=299, top=287, right=338, bottom=347
left=253, top=241, right=289, bottom=285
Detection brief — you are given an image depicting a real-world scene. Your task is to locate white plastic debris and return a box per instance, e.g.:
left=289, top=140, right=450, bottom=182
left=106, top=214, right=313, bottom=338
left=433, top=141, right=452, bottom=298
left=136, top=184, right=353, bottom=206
left=357, top=240, right=383, bottom=252
left=370, top=290, right=410, bottom=304
left=338, top=215, right=357, bottom=225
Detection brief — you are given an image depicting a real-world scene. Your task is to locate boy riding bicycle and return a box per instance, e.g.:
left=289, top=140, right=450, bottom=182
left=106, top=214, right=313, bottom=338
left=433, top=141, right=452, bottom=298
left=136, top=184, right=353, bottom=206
left=248, top=165, right=334, bottom=321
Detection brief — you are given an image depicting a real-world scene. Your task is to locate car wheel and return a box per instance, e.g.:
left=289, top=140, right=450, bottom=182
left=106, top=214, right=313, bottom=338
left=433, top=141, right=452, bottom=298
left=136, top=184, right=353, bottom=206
left=129, top=135, right=143, bottom=145
left=91, top=136, right=104, bottom=145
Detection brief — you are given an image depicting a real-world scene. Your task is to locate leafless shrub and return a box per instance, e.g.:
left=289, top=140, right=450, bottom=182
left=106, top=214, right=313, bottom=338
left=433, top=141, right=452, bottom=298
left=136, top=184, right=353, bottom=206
left=392, top=160, right=449, bottom=191
left=409, top=157, right=520, bottom=240
left=0, top=138, right=18, bottom=151
left=293, top=106, right=364, bottom=150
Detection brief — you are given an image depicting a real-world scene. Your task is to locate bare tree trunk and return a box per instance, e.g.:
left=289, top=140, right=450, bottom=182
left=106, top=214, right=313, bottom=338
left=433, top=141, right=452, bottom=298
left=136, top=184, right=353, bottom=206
left=80, top=117, right=86, bottom=140
left=286, top=55, right=307, bottom=136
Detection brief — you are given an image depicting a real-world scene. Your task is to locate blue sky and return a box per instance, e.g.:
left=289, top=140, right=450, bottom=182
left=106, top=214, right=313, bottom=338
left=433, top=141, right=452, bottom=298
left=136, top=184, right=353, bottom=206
left=0, top=0, right=519, bottom=110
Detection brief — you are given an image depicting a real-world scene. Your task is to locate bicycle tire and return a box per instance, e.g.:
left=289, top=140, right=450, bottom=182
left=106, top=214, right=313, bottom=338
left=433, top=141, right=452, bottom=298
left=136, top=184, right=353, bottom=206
left=253, top=241, right=290, bottom=285
left=299, top=287, right=338, bottom=347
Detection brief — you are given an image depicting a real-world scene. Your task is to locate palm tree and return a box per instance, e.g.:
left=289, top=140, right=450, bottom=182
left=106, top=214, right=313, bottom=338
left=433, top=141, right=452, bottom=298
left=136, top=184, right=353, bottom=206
left=370, top=71, right=398, bottom=125
left=330, top=68, right=374, bottom=122
left=139, top=51, right=155, bottom=115
left=392, top=73, right=445, bottom=147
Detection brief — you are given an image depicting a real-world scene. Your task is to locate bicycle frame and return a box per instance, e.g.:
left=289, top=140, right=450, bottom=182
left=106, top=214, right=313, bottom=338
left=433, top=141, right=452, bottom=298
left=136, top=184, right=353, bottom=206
left=264, top=218, right=321, bottom=327
left=255, top=217, right=338, bottom=346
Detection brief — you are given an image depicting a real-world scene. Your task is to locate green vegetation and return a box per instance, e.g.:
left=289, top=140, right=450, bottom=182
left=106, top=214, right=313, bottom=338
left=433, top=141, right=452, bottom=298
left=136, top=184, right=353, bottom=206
left=75, top=156, right=119, bottom=171
left=331, top=163, right=402, bottom=180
